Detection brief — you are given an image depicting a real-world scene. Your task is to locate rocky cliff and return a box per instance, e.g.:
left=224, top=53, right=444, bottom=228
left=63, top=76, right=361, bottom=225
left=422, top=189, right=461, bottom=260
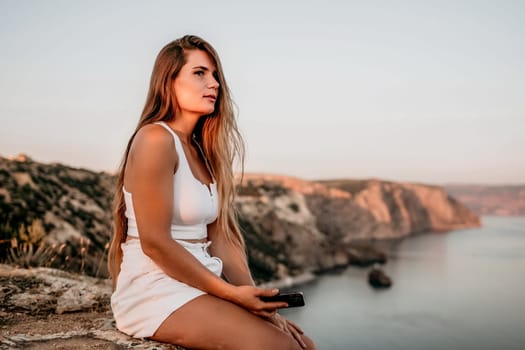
left=0, top=156, right=480, bottom=284
left=445, top=184, right=525, bottom=216
left=236, top=174, right=480, bottom=282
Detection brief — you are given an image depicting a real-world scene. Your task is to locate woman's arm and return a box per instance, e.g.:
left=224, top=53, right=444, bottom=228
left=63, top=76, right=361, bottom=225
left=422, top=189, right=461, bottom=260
left=127, top=125, right=232, bottom=296
left=127, top=125, right=283, bottom=315
left=207, top=221, right=255, bottom=286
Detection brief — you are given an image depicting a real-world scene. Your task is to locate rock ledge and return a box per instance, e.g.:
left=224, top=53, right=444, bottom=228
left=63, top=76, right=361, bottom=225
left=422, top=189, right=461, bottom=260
left=0, top=264, right=185, bottom=350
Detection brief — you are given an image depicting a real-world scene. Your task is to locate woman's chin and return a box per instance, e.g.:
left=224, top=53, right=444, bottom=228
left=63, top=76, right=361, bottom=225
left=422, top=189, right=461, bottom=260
left=186, top=106, right=215, bottom=117
left=201, top=107, right=216, bottom=115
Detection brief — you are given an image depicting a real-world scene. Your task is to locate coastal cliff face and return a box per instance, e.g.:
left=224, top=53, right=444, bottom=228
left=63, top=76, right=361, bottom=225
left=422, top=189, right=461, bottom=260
left=321, top=179, right=481, bottom=237
left=0, top=156, right=480, bottom=283
left=445, top=184, right=525, bottom=216
left=236, top=174, right=480, bottom=282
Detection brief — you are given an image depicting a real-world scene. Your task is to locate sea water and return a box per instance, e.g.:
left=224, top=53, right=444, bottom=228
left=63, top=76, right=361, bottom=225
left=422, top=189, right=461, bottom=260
left=281, top=216, right=525, bottom=350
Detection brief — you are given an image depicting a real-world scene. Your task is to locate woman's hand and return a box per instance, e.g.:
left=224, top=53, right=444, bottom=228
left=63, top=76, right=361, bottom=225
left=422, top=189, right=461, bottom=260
left=266, top=313, right=306, bottom=349
left=228, top=286, right=287, bottom=318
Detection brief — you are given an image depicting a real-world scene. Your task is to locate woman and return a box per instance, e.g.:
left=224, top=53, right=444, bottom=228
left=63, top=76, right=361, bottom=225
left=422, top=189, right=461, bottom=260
left=108, top=35, right=316, bottom=350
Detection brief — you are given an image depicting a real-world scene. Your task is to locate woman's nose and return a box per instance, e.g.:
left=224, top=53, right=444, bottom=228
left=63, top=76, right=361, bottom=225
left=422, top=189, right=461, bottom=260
left=209, top=77, right=219, bottom=89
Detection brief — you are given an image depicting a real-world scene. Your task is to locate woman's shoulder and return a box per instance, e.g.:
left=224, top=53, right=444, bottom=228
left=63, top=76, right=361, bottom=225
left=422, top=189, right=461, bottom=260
left=130, top=123, right=177, bottom=163
left=134, top=123, right=174, bottom=148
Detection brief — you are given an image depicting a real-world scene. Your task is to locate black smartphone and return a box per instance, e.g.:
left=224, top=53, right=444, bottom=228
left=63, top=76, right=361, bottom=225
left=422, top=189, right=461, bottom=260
left=260, top=291, right=305, bottom=308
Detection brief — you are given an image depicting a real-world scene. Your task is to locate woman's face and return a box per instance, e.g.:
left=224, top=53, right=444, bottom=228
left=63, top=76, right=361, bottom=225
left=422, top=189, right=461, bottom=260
left=173, top=49, right=219, bottom=117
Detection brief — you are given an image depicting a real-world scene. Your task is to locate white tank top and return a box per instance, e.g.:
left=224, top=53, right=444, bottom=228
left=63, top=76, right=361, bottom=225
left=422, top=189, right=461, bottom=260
left=124, top=121, right=219, bottom=240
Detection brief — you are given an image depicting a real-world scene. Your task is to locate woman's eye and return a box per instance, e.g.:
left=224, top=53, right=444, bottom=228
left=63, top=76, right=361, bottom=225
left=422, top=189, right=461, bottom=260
left=195, top=71, right=205, bottom=76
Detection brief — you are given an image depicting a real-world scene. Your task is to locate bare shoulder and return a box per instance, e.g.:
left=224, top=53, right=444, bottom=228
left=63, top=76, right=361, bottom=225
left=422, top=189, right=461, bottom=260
left=125, top=124, right=178, bottom=188
left=133, top=123, right=173, bottom=149
left=130, top=124, right=176, bottom=161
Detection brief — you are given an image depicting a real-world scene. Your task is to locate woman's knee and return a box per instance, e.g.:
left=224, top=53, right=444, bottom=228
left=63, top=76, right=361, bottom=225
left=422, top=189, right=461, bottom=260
left=268, top=332, right=300, bottom=350
left=240, top=317, right=316, bottom=350
left=302, top=334, right=317, bottom=350
left=278, top=333, right=317, bottom=350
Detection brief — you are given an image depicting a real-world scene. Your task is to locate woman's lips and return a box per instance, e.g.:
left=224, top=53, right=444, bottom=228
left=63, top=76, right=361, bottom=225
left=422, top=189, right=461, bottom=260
left=204, top=95, right=216, bottom=101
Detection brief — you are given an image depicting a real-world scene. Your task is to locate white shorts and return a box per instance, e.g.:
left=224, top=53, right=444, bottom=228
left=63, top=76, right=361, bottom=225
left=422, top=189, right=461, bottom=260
left=111, top=239, right=223, bottom=338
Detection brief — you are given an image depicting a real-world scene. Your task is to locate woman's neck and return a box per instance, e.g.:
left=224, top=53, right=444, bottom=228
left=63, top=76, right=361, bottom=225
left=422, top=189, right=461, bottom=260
left=166, top=113, right=200, bottom=144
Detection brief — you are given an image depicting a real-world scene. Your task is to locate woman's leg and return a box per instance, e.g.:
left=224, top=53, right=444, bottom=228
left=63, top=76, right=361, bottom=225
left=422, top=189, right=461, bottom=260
left=151, top=294, right=316, bottom=350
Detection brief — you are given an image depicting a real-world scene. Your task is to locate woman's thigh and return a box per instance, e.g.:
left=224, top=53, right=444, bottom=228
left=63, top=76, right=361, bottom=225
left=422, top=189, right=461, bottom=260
left=150, top=294, right=306, bottom=350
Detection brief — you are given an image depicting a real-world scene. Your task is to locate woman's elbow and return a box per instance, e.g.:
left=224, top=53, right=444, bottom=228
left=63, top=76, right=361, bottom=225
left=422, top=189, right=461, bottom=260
left=139, top=235, right=167, bottom=259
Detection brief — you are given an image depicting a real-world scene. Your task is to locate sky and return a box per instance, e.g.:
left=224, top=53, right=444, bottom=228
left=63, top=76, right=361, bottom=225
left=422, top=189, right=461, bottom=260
left=0, top=0, right=523, bottom=185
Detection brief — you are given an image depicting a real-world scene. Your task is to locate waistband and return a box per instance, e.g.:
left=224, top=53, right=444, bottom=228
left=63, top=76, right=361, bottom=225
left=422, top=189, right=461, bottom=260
left=175, top=240, right=212, bottom=250
left=127, top=218, right=207, bottom=240
left=123, top=237, right=212, bottom=250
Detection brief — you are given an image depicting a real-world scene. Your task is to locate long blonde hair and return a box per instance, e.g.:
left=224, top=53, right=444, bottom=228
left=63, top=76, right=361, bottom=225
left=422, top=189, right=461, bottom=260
left=108, top=35, right=245, bottom=288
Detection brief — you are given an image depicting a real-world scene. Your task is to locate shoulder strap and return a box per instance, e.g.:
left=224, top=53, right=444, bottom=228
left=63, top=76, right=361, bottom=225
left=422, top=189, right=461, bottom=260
left=154, top=121, right=187, bottom=164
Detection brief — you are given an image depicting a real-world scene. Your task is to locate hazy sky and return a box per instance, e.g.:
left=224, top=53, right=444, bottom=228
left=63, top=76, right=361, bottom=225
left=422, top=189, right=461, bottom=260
left=1, top=0, right=523, bottom=184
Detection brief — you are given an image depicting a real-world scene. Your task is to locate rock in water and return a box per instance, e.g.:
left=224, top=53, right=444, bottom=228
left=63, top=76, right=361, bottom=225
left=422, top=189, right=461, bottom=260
left=368, top=265, right=392, bottom=288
